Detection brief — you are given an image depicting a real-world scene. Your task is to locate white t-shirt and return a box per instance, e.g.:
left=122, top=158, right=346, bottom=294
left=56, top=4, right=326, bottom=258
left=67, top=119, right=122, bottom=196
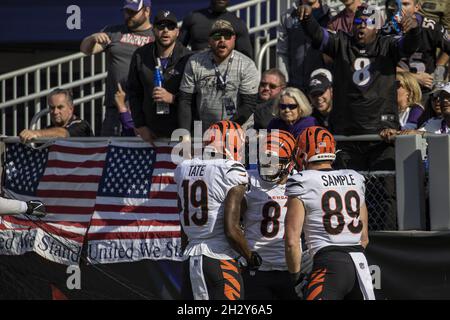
left=243, top=170, right=291, bottom=271
left=174, top=158, right=249, bottom=260
left=285, top=169, right=366, bottom=256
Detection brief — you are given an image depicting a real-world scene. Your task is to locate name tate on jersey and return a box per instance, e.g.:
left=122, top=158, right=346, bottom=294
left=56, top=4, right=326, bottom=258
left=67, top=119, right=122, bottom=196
left=188, top=165, right=206, bottom=177
left=321, top=174, right=356, bottom=187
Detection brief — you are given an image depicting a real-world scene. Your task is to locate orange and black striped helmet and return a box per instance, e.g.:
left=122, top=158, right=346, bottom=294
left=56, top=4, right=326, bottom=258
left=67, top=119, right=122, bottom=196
left=258, top=130, right=296, bottom=182
left=294, top=126, right=336, bottom=170
left=204, top=120, right=245, bottom=161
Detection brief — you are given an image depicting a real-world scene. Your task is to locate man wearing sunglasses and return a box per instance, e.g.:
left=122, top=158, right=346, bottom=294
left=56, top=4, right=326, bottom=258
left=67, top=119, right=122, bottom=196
left=178, top=20, right=259, bottom=133
left=80, top=0, right=155, bottom=136
left=298, top=3, right=421, bottom=230
left=127, top=10, right=192, bottom=145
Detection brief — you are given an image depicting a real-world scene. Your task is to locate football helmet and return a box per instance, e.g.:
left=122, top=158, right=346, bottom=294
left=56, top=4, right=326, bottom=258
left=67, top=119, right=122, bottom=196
left=204, top=120, right=245, bottom=161
left=294, top=126, right=336, bottom=171
left=258, top=130, right=296, bottom=182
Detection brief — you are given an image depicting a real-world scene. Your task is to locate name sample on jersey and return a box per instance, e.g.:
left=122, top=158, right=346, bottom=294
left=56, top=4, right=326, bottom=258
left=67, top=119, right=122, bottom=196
left=321, top=174, right=356, bottom=187
left=188, top=165, right=206, bottom=177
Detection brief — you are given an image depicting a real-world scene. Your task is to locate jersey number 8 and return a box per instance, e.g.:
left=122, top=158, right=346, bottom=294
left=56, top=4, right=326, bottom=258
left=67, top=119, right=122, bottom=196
left=181, top=180, right=208, bottom=226
left=261, top=201, right=281, bottom=238
left=321, top=190, right=362, bottom=235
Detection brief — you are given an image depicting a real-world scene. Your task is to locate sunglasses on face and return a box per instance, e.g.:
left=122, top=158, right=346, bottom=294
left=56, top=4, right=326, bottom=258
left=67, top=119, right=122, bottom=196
left=210, top=32, right=233, bottom=41
left=259, top=82, right=280, bottom=90
left=155, top=22, right=177, bottom=31
left=354, top=17, right=376, bottom=26
left=279, top=103, right=297, bottom=110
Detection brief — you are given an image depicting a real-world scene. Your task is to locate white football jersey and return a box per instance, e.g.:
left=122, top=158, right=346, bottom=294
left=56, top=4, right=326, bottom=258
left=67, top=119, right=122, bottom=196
left=174, top=158, right=249, bottom=260
left=243, top=170, right=291, bottom=271
left=285, top=169, right=366, bottom=256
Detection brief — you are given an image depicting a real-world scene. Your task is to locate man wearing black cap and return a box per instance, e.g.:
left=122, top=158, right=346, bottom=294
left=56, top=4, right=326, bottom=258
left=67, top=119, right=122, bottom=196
left=178, top=20, right=259, bottom=133
left=308, top=71, right=333, bottom=128
left=80, top=0, right=155, bottom=136
left=179, top=0, right=253, bottom=59
left=127, top=10, right=191, bottom=145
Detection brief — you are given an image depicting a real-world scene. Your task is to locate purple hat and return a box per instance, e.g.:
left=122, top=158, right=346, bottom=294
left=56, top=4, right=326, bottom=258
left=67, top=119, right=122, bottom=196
left=123, top=0, right=151, bottom=12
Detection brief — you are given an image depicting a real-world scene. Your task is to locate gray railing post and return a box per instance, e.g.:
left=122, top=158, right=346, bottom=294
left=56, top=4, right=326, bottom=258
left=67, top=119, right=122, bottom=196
left=427, top=134, right=450, bottom=231
left=395, top=135, right=427, bottom=230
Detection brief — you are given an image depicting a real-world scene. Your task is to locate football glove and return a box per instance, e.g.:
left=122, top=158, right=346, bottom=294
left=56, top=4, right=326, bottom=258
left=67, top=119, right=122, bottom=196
left=290, top=272, right=309, bottom=300
left=248, top=251, right=263, bottom=271
left=26, top=200, right=46, bottom=218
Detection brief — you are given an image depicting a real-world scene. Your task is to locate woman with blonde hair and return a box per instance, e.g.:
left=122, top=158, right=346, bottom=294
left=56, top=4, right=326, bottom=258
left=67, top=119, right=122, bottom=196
left=267, top=87, right=318, bottom=138
left=396, top=71, right=424, bottom=130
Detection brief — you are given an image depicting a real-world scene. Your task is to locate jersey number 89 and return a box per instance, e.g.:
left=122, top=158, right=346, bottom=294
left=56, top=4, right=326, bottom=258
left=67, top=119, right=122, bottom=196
left=321, top=190, right=362, bottom=235
left=181, top=180, right=208, bottom=226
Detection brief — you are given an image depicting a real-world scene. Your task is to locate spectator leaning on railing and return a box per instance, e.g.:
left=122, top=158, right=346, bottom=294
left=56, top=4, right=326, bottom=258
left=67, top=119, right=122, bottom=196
left=178, top=20, right=259, bottom=133
left=80, top=0, right=155, bottom=137
left=381, top=82, right=450, bottom=139
left=19, top=88, right=93, bottom=143
left=127, top=10, right=191, bottom=145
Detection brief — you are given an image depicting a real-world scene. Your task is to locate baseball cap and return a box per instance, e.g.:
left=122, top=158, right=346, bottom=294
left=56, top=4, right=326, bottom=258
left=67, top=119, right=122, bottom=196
left=123, top=0, right=151, bottom=12
left=310, top=68, right=333, bottom=83
left=308, top=74, right=332, bottom=95
left=154, top=10, right=178, bottom=25
left=432, top=82, right=450, bottom=96
left=209, top=19, right=235, bottom=36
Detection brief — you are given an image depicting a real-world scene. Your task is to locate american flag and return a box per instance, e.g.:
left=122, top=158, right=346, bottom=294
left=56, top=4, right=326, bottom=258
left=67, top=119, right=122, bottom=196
left=86, top=141, right=182, bottom=264
left=0, top=140, right=182, bottom=265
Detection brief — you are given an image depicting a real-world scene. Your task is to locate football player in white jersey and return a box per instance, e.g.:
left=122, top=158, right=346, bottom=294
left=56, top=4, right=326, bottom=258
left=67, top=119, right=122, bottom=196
left=285, top=126, right=374, bottom=300
left=174, top=120, right=262, bottom=300
left=241, top=130, right=299, bottom=299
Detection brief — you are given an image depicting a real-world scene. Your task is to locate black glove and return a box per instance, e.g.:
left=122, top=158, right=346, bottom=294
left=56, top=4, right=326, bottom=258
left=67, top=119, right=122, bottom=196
left=290, top=272, right=309, bottom=300
left=247, top=251, right=262, bottom=271
left=26, top=200, right=46, bottom=218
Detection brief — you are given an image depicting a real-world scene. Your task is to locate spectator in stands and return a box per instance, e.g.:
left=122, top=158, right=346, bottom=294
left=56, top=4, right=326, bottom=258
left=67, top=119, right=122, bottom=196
left=245, top=68, right=287, bottom=130
left=277, top=0, right=331, bottom=92
left=178, top=20, right=259, bottom=133
left=328, top=0, right=362, bottom=34
left=383, top=0, right=450, bottom=95
left=308, top=69, right=333, bottom=128
left=19, top=89, right=93, bottom=143
left=420, top=0, right=450, bottom=30
left=127, top=10, right=191, bottom=145
left=267, top=87, right=318, bottom=138
left=418, top=83, right=450, bottom=133
left=179, top=0, right=253, bottom=59
left=297, top=3, right=420, bottom=167
left=298, top=3, right=421, bottom=230
left=396, top=71, right=425, bottom=130
left=381, top=82, right=450, bottom=139
left=80, top=0, right=154, bottom=136
left=114, top=83, right=136, bottom=136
